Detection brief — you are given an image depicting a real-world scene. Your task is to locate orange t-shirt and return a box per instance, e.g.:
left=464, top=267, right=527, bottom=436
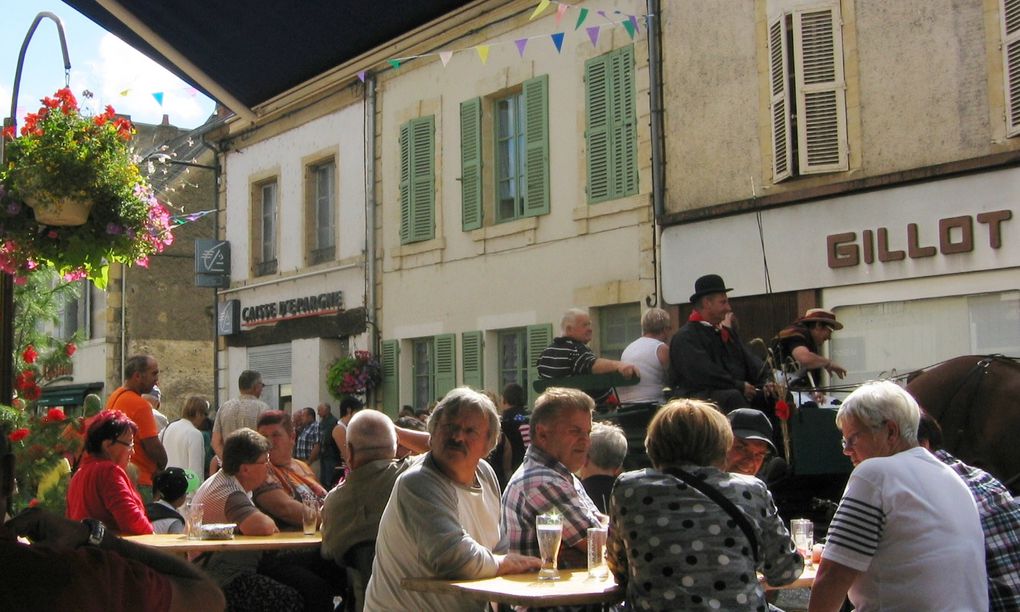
left=106, top=387, right=160, bottom=486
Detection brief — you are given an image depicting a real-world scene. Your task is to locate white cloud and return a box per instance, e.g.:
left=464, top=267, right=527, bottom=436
left=75, top=34, right=214, bottom=128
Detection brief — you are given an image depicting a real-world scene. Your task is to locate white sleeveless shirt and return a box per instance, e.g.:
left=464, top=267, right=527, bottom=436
left=618, top=336, right=667, bottom=405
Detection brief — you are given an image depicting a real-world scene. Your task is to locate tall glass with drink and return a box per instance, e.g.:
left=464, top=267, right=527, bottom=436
left=790, top=518, right=813, bottom=566
left=536, top=513, right=563, bottom=581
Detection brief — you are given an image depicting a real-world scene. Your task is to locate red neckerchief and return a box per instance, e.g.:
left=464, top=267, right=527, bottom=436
left=689, top=310, right=730, bottom=343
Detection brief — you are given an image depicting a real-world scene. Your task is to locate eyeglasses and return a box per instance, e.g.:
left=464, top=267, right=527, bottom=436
left=841, top=420, right=887, bottom=450
left=112, top=439, right=134, bottom=449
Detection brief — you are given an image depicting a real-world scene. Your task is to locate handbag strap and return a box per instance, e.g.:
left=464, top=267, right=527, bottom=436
left=664, top=467, right=759, bottom=563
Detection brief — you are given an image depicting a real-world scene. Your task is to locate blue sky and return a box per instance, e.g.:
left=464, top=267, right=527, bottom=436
left=2, top=1, right=216, bottom=129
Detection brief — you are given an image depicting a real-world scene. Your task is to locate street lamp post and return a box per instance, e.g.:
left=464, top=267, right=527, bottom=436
left=1, top=12, right=72, bottom=405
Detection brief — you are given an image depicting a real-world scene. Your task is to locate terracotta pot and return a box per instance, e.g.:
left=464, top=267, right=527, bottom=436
left=23, top=193, right=95, bottom=226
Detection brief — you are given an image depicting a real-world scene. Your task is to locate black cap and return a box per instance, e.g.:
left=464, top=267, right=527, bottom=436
left=690, top=274, right=733, bottom=303
left=152, top=467, right=189, bottom=502
left=727, top=409, right=777, bottom=454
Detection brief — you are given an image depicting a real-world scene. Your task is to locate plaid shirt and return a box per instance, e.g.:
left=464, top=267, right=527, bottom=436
left=294, top=423, right=319, bottom=461
left=501, top=445, right=602, bottom=560
left=936, top=450, right=1020, bottom=611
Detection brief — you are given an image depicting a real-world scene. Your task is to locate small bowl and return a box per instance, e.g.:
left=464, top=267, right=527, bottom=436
left=200, top=523, right=237, bottom=540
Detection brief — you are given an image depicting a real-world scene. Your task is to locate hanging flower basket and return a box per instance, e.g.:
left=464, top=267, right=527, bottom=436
left=22, top=192, right=96, bottom=226
left=0, top=88, right=174, bottom=288
left=327, top=351, right=383, bottom=401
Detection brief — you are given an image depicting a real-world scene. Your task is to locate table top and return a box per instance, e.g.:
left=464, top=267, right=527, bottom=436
left=764, top=564, right=817, bottom=591
left=402, top=569, right=623, bottom=606
left=125, top=531, right=321, bottom=553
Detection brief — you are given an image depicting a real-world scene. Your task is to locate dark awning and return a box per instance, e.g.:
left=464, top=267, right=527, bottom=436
left=37, top=382, right=104, bottom=409
left=62, top=1, right=476, bottom=118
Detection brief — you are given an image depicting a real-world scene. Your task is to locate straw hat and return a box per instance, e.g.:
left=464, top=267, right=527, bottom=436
left=798, top=308, right=843, bottom=330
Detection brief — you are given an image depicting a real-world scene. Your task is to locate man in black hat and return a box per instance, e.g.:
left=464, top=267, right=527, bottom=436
left=668, top=274, right=769, bottom=412
left=772, top=308, right=847, bottom=389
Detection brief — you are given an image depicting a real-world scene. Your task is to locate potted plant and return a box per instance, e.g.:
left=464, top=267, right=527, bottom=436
left=0, top=88, right=174, bottom=288
left=326, top=350, right=383, bottom=401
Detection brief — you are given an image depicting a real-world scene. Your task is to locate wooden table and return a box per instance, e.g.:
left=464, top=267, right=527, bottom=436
left=125, top=531, right=321, bottom=554
left=402, top=569, right=623, bottom=607
left=764, top=564, right=817, bottom=590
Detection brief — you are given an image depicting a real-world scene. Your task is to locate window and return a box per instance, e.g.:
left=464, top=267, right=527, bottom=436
left=411, top=334, right=456, bottom=411
left=307, top=159, right=336, bottom=264
left=253, top=180, right=278, bottom=276
left=598, top=303, right=641, bottom=361
left=399, top=116, right=435, bottom=244
left=498, top=328, right=527, bottom=390
left=461, top=75, right=549, bottom=230
left=59, top=281, right=89, bottom=341
left=1003, top=0, right=1020, bottom=136
left=768, top=5, right=848, bottom=182
left=585, top=45, right=638, bottom=204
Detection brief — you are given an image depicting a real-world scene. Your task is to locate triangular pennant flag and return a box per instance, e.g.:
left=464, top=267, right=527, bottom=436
left=152, top=92, right=164, bottom=106
left=388, top=59, right=401, bottom=70
left=515, top=38, right=529, bottom=58
left=586, top=26, right=601, bottom=47
left=439, top=51, right=454, bottom=67
left=555, top=3, right=568, bottom=26
left=550, top=32, right=565, bottom=53
left=575, top=7, right=589, bottom=30
left=530, top=0, right=551, bottom=21
left=597, top=10, right=607, bottom=19
left=629, top=15, right=640, bottom=33
left=623, top=19, right=636, bottom=39
left=357, top=70, right=367, bottom=83
left=119, top=89, right=130, bottom=97
left=476, top=45, right=490, bottom=65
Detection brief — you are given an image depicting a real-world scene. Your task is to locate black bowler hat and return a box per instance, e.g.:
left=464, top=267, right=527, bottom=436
left=689, top=274, right=732, bottom=303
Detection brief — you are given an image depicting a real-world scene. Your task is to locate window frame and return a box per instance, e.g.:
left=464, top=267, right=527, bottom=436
left=306, top=157, right=336, bottom=264
left=252, top=178, right=278, bottom=276
left=498, top=328, right=528, bottom=391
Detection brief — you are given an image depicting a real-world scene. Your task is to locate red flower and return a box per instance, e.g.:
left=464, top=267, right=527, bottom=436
left=22, top=345, right=37, bottom=364
left=22, top=384, right=41, bottom=401
left=1, top=125, right=13, bottom=140
left=28, top=499, right=39, bottom=508
left=44, top=408, right=66, bottom=423
left=8, top=428, right=30, bottom=442
left=65, top=342, right=77, bottom=357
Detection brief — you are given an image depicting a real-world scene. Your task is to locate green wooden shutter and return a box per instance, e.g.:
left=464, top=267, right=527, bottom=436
left=433, top=333, right=456, bottom=400
left=398, top=123, right=411, bottom=242
left=381, top=339, right=400, bottom=416
left=461, top=331, right=483, bottom=390
left=405, top=116, right=435, bottom=243
left=526, top=323, right=553, bottom=406
left=522, top=75, right=550, bottom=217
left=610, top=45, right=638, bottom=198
left=585, top=54, right=611, bottom=203
left=460, top=98, right=483, bottom=230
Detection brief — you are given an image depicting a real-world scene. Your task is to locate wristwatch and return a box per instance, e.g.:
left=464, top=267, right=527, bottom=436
left=81, top=518, right=106, bottom=546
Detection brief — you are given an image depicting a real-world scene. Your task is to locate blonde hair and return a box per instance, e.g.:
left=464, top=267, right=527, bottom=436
left=646, top=399, right=733, bottom=469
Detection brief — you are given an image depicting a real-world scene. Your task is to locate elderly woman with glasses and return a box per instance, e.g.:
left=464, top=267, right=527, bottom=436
left=607, top=399, right=802, bottom=611
left=67, top=409, right=153, bottom=535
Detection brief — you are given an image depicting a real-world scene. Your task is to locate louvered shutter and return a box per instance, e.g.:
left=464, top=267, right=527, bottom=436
left=433, top=334, right=456, bottom=401
left=523, top=75, right=550, bottom=217
left=409, top=117, right=436, bottom=242
left=769, top=15, right=793, bottom=182
left=460, top=98, right=483, bottom=230
left=610, top=46, right=638, bottom=198
left=526, top=323, right=553, bottom=406
left=585, top=54, right=611, bottom=203
left=793, top=7, right=848, bottom=174
left=1004, top=0, right=1020, bottom=136
left=461, top=331, right=483, bottom=389
left=399, top=123, right=411, bottom=243
left=381, top=340, right=400, bottom=416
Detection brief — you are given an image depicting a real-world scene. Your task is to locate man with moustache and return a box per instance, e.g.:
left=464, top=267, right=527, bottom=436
left=365, top=388, right=540, bottom=611
left=502, top=387, right=604, bottom=568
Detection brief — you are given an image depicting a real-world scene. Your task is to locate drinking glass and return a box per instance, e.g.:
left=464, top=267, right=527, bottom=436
left=587, top=526, right=609, bottom=580
left=185, top=501, right=204, bottom=540
left=301, top=498, right=319, bottom=535
left=791, top=518, right=813, bottom=565
left=536, top=513, right=563, bottom=581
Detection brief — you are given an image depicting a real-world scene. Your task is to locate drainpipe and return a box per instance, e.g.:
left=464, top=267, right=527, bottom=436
left=647, top=0, right=666, bottom=221
left=364, top=75, right=378, bottom=406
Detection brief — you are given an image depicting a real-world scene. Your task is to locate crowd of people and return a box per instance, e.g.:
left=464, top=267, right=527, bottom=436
left=2, top=272, right=1017, bottom=611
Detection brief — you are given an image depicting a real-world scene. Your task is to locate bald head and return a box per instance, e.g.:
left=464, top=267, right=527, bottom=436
left=347, top=410, right=397, bottom=469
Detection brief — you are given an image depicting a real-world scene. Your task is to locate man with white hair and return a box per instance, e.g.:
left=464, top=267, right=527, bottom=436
left=808, top=380, right=987, bottom=612
left=537, top=308, right=638, bottom=407
left=579, top=422, right=628, bottom=513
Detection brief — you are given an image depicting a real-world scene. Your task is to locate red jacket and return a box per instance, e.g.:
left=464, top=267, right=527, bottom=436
left=66, top=454, right=153, bottom=535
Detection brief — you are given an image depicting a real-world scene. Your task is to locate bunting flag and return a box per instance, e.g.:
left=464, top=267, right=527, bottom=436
left=586, top=26, right=601, bottom=47
left=550, top=32, right=565, bottom=53
left=629, top=15, right=640, bottom=33
left=439, top=51, right=454, bottom=66
left=476, top=45, right=490, bottom=65
left=169, top=209, right=216, bottom=226
left=152, top=92, right=164, bottom=106
left=515, top=38, right=529, bottom=57
left=622, top=19, right=636, bottom=39
left=530, top=0, right=551, bottom=21
left=555, top=3, right=568, bottom=26
left=388, top=59, right=402, bottom=70
left=357, top=70, right=367, bottom=83
left=575, top=7, right=589, bottom=30
left=119, top=89, right=131, bottom=97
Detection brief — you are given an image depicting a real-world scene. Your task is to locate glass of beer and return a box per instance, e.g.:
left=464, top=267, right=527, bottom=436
left=536, top=513, right=563, bottom=580
left=301, top=498, right=319, bottom=535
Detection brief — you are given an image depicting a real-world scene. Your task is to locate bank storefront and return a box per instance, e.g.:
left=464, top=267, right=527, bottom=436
left=662, top=166, right=1019, bottom=384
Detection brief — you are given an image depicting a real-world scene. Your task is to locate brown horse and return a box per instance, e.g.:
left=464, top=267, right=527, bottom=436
left=907, top=355, right=1020, bottom=493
